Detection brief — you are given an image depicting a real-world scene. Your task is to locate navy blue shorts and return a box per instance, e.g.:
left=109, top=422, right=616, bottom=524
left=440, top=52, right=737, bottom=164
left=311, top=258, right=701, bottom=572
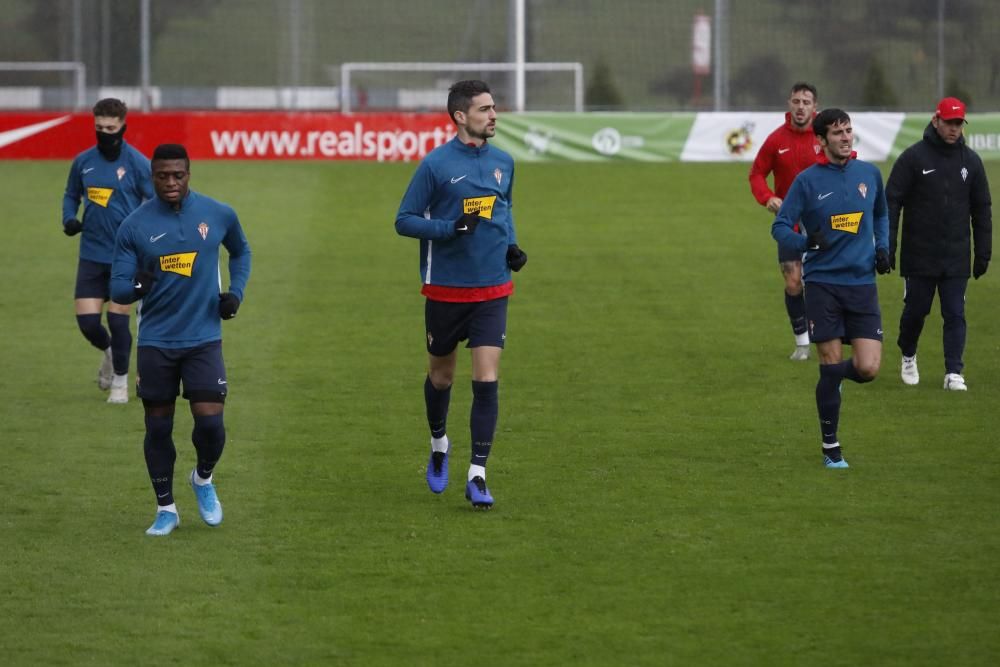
left=136, top=340, right=228, bottom=403
left=425, top=297, right=507, bottom=356
left=74, top=258, right=111, bottom=300
left=805, top=282, right=883, bottom=343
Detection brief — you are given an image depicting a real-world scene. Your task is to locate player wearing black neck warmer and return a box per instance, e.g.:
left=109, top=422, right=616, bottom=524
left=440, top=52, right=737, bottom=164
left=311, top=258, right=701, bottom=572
left=62, top=98, right=153, bottom=404
left=96, top=123, right=127, bottom=160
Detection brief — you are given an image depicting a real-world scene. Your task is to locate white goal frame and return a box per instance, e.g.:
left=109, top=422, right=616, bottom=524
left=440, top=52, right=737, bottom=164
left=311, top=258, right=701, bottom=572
left=0, top=61, right=87, bottom=109
left=339, top=61, right=584, bottom=113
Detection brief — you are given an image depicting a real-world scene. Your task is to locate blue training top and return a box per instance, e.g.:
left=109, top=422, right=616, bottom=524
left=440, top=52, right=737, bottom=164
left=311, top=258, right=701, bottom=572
left=772, top=157, right=889, bottom=285
left=62, top=141, right=153, bottom=264
left=110, top=190, right=251, bottom=348
left=395, top=137, right=517, bottom=287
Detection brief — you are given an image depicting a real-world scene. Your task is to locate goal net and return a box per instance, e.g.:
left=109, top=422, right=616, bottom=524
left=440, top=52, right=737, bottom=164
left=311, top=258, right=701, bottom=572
left=337, top=62, right=583, bottom=113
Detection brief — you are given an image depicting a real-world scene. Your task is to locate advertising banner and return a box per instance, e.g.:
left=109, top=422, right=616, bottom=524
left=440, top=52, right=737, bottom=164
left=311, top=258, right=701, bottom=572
left=2, top=111, right=998, bottom=162
left=494, top=113, right=695, bottom=162
left=889, top=112, right=1000, bottom=161
left=0, top=112, right=456, bottom=161
left=680, top=112, right=906, bottom=163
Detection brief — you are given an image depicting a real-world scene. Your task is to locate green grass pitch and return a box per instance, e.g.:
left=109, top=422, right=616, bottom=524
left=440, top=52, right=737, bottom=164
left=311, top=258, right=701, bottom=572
left=2, top=159, right=998, bottom=665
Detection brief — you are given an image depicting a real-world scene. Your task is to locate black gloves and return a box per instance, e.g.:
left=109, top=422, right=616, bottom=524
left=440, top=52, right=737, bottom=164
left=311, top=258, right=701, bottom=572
left=63, top=219, right=83, bottom=236
left=973, top=256, right=989, bottom=280
left=506, top=244, right=528, bottom=272
left=875, top=248, right=892, bottom=275
left=806, top=229, right=829, bottom=251
left=133, top=270, right=155, bottom=297
left=219, top=292, right=240, bottom=319
left=454, top=212, right=480, bottom=235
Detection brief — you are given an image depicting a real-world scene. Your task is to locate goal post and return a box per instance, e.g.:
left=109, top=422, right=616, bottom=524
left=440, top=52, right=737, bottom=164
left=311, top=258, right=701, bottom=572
left=0, top=61, right=87, bottom=110
left=339, top=62, right=584, bottom=113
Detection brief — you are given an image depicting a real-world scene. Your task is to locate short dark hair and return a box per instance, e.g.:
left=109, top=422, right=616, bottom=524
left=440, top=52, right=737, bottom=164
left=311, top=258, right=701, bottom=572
left=447, top=80, right=491, bottom=123
left=813, top=108, right=851, bottom=139
left=152, top=143, right=190, bottom=168
left=92, top=98, right=127, bottom=119
left=790, top=82, right=817, bottom=100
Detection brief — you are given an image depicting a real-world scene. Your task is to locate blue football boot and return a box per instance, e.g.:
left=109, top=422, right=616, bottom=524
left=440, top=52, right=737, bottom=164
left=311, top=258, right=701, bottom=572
left=190, top=470, right=223, bottom=526
left=145, top=510, right=179, bottom=536
left=823, top=454, right=849, bottom=469
left=426, top=446, right=449, bottom=494
left=465, top=476, right=494, bottom=509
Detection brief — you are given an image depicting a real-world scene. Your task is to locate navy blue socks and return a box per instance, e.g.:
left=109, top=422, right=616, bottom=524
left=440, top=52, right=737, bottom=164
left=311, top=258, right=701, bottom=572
left=106, top=312, right=131, bottom=375
left=143, top=414, right=176, bottom=506
left=76, top=313, right=110, bottom=350
left=192, top=413, right=226, bottom=480
left=424, top=376, right=451, bottom=440
left=816, top=365, right=843, bottom=446
left=817, top=359, right=873, bottom=459
left=785, top=291, right=808, bottom=336
left=470, top=380, right=498, bottom=467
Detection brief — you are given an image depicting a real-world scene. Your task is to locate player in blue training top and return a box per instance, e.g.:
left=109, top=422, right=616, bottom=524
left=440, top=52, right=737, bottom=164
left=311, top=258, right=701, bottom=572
left=772, top=108, right=892, bottom=469
left=111, top=144, right=251, bottom=536
left=395, top=79, right=528, bottom=509
left=62, top=98, right=153, bottom=403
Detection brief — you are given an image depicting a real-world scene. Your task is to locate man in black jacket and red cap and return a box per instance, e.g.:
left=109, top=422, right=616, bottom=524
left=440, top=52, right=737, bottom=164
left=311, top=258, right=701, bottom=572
left=887, top=97, right=992, bottom=391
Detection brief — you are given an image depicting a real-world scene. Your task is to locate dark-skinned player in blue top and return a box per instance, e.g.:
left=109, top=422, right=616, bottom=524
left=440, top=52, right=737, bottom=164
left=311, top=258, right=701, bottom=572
left=772, top=108, right=892, bottom=469
left=62, top=98, right=153, bottom=403
left=396, top=80, right=527, bottom=509
left=111, top=144, right=251, bottom=536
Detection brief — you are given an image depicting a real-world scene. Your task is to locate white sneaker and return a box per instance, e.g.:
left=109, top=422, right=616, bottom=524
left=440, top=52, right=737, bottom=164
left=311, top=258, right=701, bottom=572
left=901, top=355, right=919, bottom=385
left=97, top=348, right=113, bottom=390
left=789, top=345, right=810, bottom=361
left=943, top=373, right=967, bottom=391
left=107, top=373, right=129, bottom=403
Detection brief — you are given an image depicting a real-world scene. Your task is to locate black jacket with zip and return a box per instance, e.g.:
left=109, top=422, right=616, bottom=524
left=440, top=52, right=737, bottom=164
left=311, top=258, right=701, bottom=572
left=886, top=122, right=992, bottom=278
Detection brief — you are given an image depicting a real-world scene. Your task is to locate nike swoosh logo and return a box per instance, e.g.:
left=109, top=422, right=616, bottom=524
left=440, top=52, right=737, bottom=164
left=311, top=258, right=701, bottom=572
left=157, top=492, right=169, bottom=498
left=0, top=115, right=72, bottom=149
left=952, top=106, right=961, bottom=110
left=456, top=225, right=468, bottom=232
left=83, top=167, right=95, bottom=174
left=818, top=192, right=834, bottom=200
left=450, top=175, right=467, bottom=184
left=150, top=233, right=167, bottom=242
left=922, top=169, right=936, bottom=175
left=778, top=148, right=790, bottom=154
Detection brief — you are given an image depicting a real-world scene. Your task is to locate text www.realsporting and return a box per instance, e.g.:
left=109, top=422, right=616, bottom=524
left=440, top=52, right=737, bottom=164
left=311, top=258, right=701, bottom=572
left=209, top=123, right=455, bottom=161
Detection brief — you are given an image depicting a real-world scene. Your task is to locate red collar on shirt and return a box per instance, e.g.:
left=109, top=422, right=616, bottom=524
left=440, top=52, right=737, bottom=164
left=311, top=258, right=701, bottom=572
left=816, top=150, right=858, bottom=165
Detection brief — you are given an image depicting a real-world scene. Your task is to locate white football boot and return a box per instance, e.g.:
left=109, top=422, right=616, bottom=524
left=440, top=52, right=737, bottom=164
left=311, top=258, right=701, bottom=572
left=901, top=355, right=919, bottom=385
left=107, top=373, right=129, bottom=403
left=97, top=347, right=113, bottom=390
left=943, top=373, right=967, bottom=391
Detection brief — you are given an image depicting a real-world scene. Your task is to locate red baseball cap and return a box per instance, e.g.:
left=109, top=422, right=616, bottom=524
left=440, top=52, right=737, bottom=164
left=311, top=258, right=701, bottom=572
left=936, top=97, right=967, bottom=122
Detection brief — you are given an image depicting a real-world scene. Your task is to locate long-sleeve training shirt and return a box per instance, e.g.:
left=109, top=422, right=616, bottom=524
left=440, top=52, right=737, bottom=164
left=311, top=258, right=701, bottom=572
left=749, top=112, right=821, bottom=204
left=62, top=142, right=153, bottom=264
left=111, top=190, right=251, bottom=348
left=772, top=157, right=889, bottom=286
left=395, top=137, right=516, bottom=301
